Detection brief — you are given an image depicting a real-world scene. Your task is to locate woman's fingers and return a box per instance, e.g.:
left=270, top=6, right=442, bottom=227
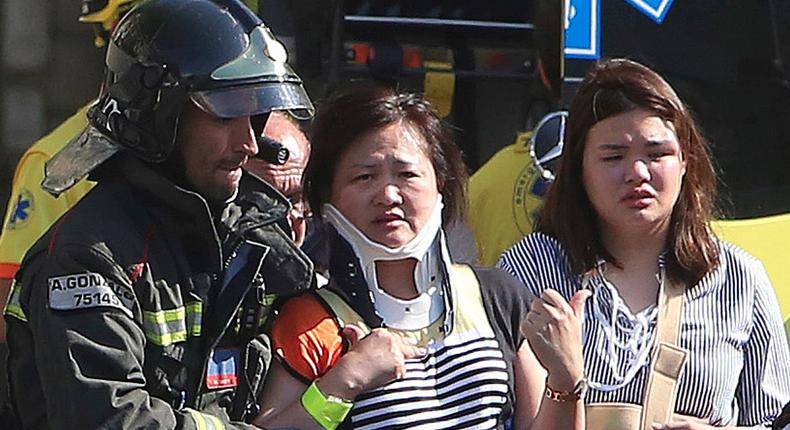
left=342, top=324, right=367, bottom=349
left=520, top=289, right=590, bottom=392
left=524, top=311, right=544, bottom=328
left=541, top=289, right=574, bottom=315
left=386, top=333, right=426, bottom=380
left=530, top=294, right=568, bottom=322
left=529, top=288, right=591, bottom=328
left=402, top=342, right=427, bottom=359
left=391, top=331, right=426, bottom=359
left=523, top=309, right=554, bottom=336
left=529, top=297, right=545, bottom=315
left=651, top=423, right=705, bottom=430
left=400, top=334, right=418, bottom=346
left=526, top=292, right=575, bottom=334
left=568, top=289, right=592, bottom=319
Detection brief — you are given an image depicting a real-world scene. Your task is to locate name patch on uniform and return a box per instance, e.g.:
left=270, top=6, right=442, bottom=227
left=206, top=348, right=240, bottom=389
left=48, top=273, right=133, bottom=317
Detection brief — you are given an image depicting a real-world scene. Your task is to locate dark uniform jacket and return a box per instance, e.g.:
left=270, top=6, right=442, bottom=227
left=4, top=154, right=313, bottom=429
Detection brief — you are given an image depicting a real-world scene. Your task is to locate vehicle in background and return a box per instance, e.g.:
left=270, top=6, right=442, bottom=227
left=294, top=0, right=790, bottom=333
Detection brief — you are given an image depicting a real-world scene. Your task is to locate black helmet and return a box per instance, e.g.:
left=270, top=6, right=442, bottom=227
left=44, top=0, right=313, bottom=195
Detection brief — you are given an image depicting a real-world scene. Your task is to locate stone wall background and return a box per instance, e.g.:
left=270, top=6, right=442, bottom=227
left=0, top=0, right=104, bottom=224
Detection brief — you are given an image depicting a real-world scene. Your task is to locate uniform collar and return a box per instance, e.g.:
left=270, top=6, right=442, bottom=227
left=115, top=154, right=289, bottom=228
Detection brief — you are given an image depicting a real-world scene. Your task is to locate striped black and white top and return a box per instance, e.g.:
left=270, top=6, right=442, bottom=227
left=346, top=267, right=530, bottom=430
left=272, top=264, right=530, bottom=430
left=498, top=233, right=790, bottom=427
left=351, top=332, right=510, bottom=430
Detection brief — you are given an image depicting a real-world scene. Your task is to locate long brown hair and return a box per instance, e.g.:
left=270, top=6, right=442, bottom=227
left=303, top=84, right=468, bottom=226
left=539, top=59, right=719, bottom=285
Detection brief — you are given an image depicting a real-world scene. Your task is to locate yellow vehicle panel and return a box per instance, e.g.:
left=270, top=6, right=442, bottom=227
left=712, top=214, right=790, bottom=338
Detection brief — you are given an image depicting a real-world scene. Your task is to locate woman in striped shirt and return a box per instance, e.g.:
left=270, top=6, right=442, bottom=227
left=255, top=85, right=585, bottom=430
left=499, top=58, right=790, bottom=429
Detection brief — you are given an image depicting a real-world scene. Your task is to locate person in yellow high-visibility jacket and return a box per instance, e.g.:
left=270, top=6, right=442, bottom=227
left=468, top=131, right=542, bottom=266
left=0, top=0, right=149, bottom=340
left=0, top=0, right=140, bottom=415
left=0, top=107, right=95, bottom=305
left=469, top=111, right=566, bottom=267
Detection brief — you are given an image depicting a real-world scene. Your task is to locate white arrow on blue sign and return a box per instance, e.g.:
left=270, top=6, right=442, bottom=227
left=564, top=0, right=600, bottom=59
left=564, top=0, right=676, bottom=59
left=623, top=0, right=676, bottom=24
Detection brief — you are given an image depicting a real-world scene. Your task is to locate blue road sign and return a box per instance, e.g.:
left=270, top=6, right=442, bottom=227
left=623, top=0, right=676, bottom=23
left=564, top=0, right=600, bottom=59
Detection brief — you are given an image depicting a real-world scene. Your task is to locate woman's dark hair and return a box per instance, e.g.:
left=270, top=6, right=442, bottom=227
left=304, top=84, right=468, bottom=226
left=539, top=58, right=719, bottom=286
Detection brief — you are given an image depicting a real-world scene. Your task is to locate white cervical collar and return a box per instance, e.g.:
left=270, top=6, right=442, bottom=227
left=323, top=197, right=449, bottom=330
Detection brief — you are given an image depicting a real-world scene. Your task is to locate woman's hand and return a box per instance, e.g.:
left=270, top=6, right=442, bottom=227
left=318, top=324, right=427, bottom=399
left=521, top=288, right=591, bottom=390
left=651, top=414, right=721, bottom=429
left=254, top=325, right=425, bottom=430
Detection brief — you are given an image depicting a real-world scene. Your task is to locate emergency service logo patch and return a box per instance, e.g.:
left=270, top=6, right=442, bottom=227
left=512, top=163, right=547, bottom=235
left=48, top=272, right=134, bottom=317
left=7, top=189, right=34, bottom=230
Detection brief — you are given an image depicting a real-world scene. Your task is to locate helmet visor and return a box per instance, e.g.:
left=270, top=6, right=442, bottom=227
left=190, top=81, right=314, bottom=119
left=42, top=124, right=122, bottom=196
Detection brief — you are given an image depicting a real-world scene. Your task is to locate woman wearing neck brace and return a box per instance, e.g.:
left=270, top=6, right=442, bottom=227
left=255, top=85, right=583, bottom=430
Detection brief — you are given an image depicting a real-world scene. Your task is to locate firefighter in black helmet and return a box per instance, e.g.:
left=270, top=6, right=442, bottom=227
left=5, top=0, right=316, bottom=428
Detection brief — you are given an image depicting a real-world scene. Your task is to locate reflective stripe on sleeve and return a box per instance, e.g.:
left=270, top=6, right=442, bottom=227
left=143, top=301, right=203, bottom=346
left=186, top=408, right=226, bottom=430
left=143, top=307, right=187, bottom=346
left=4, top=279, right=27, bottom=322
left=186, top=301, right=202, bottom=337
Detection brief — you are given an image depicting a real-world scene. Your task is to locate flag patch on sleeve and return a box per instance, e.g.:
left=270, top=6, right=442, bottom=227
left=206, top=348, right=240, bottom=389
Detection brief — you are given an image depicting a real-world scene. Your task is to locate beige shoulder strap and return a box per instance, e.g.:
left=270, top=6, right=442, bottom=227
left=448, top=264, right=480, bottom=290
left=316, top=265, right=479, bottom=341
left=654, top=276, right=685, bottom=345
left=640, top=277, right=688, bottom=430
left=315, top=288, right=371, bottom=335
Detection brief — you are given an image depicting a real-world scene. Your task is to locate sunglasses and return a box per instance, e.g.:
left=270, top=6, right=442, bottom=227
left=528, top=110, right=568, bottom=183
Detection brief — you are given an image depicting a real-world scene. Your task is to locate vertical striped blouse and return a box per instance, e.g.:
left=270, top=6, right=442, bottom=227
left=498, top=232, right=790, bottom=428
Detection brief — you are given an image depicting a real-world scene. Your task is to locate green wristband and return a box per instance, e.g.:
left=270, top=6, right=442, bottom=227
left=301, top=380, right=353, bottom=430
